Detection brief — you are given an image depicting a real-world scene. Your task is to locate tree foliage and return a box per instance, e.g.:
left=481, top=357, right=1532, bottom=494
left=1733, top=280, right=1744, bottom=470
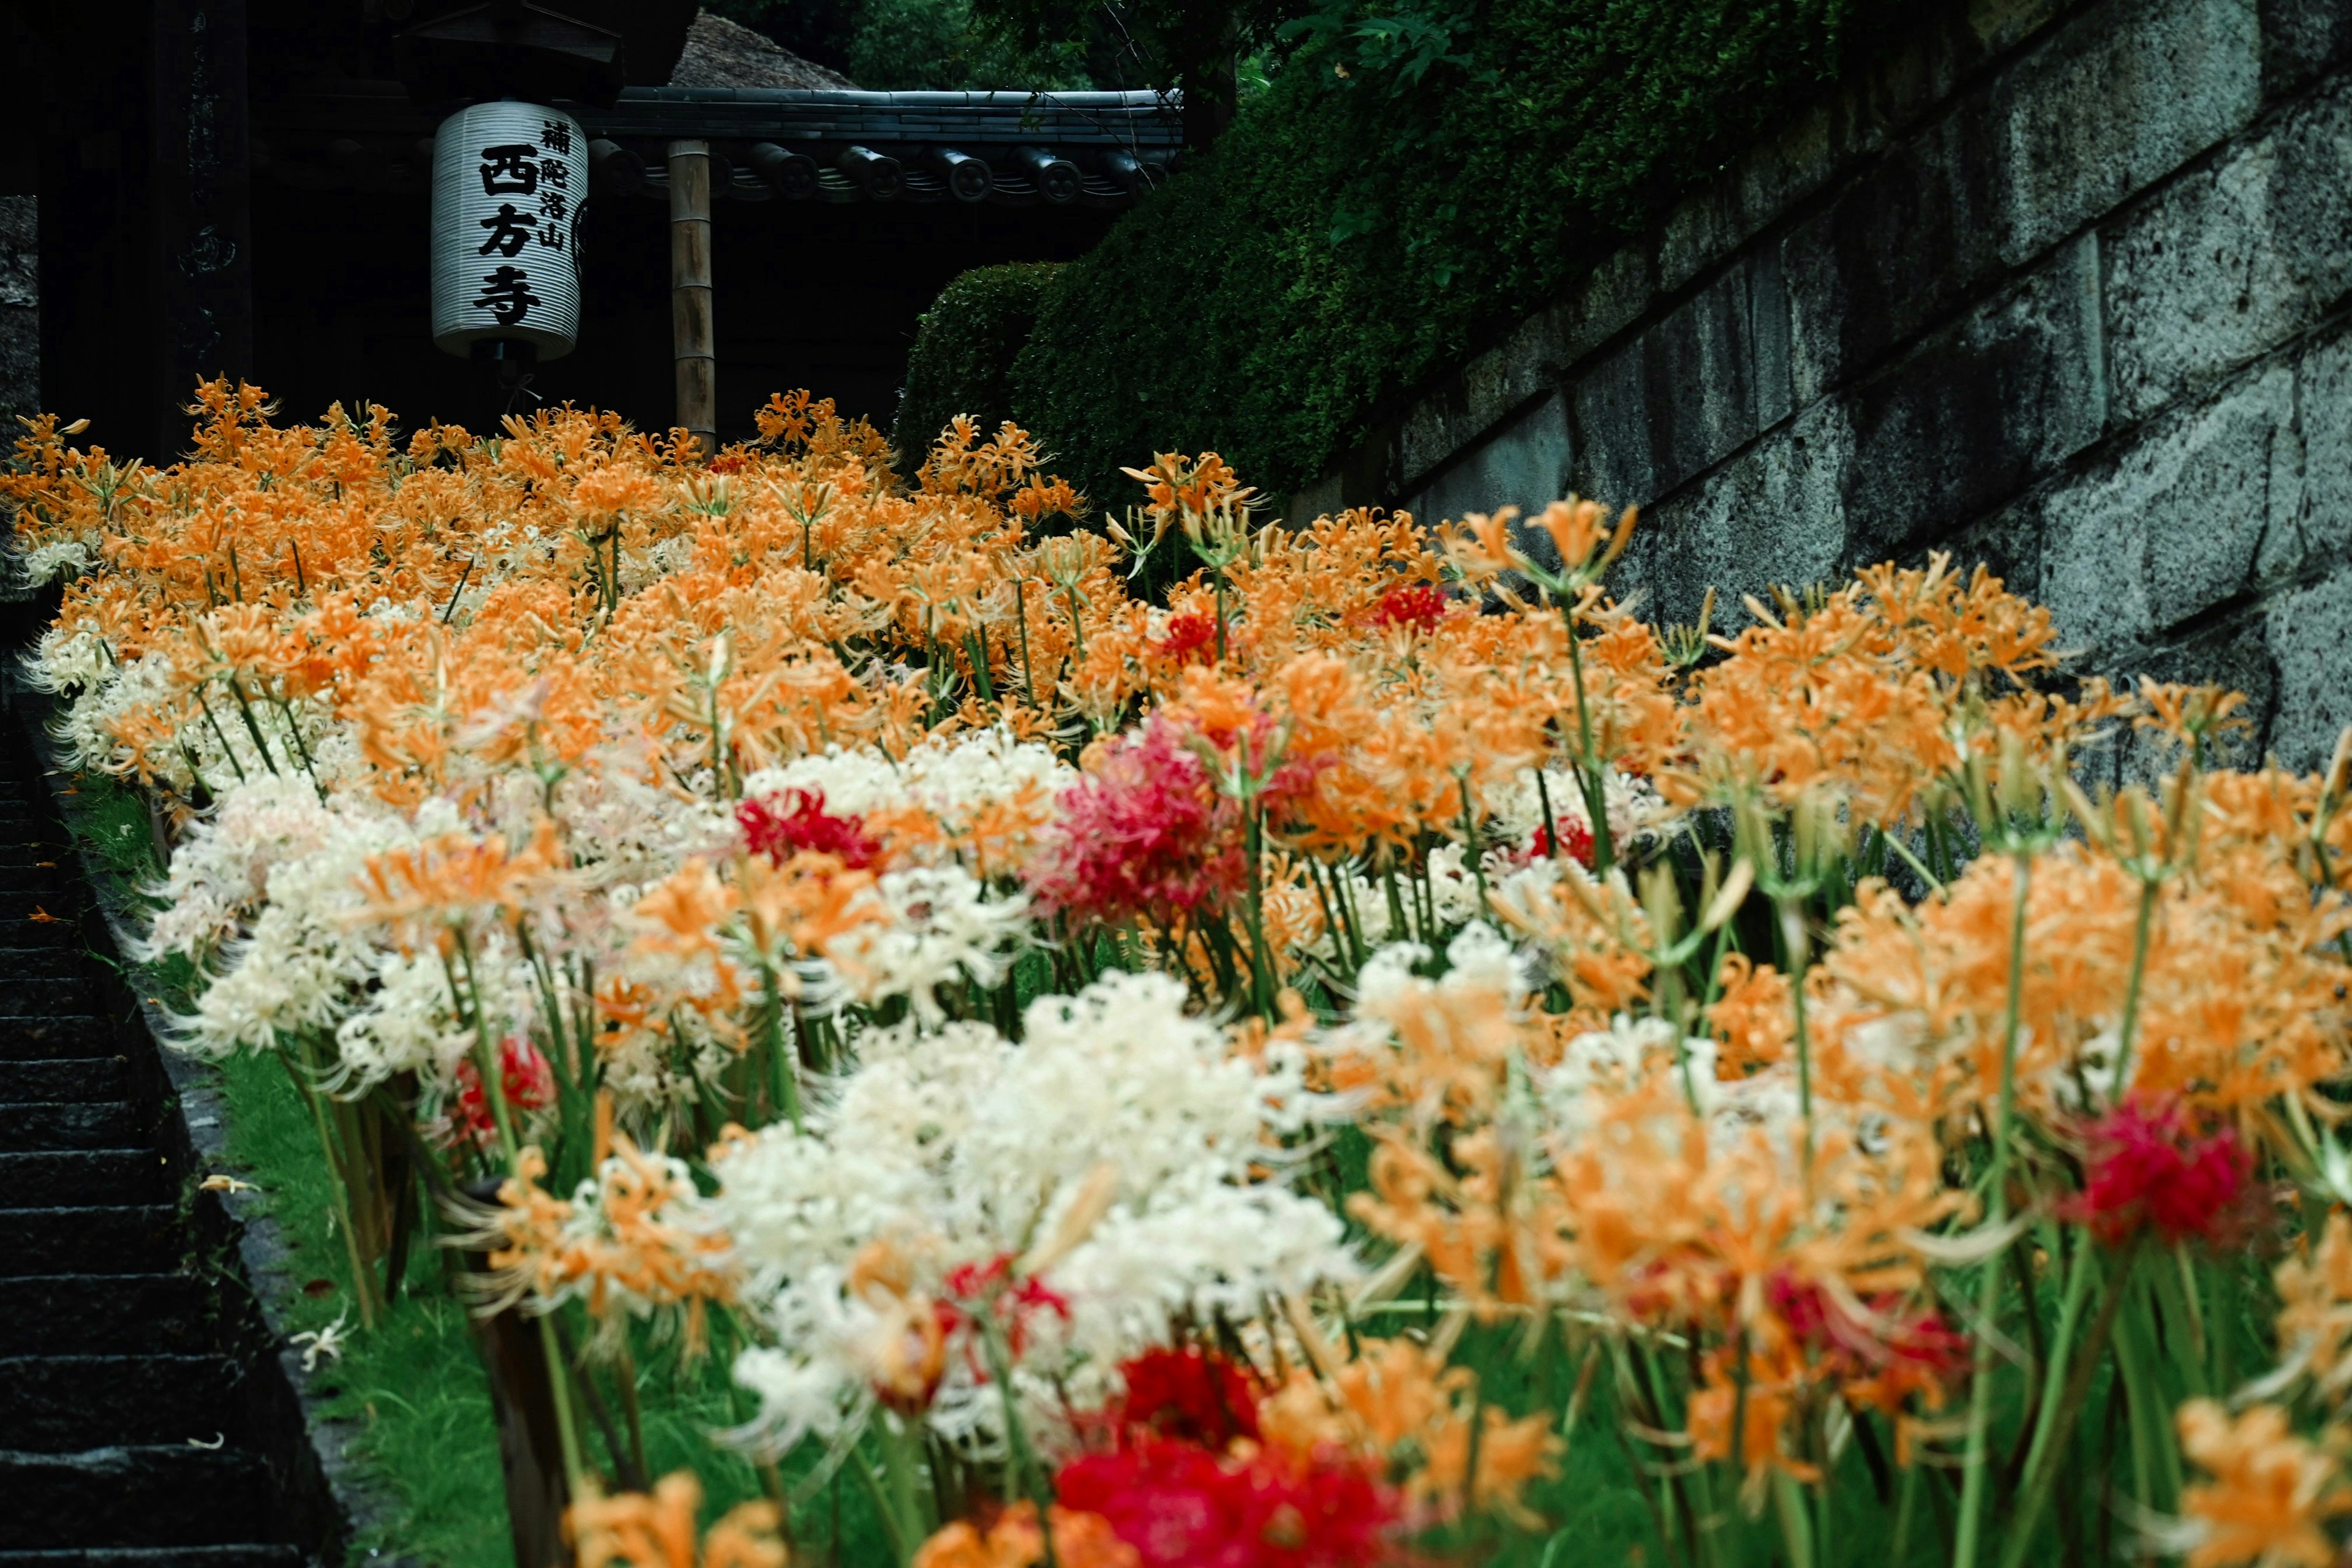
left=892, top=262, right=1065, bottom=475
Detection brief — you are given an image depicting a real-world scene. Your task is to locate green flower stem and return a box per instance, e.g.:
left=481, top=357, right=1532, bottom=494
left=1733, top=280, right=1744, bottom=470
left=756, top=953, right=803, bottom=1131
left=224, top=676, right=283, bottom=776
left=2112, top=1273, right=2184, bottom=1511
left=535, top=1316, right=588, bottom=1495
left=1890, top=1447, right=1922, bottom=1567
left=1458, top=775, right=1489, bottom=921
left=1998, top=1240, right=2143, bottom=1568
left=1774, top=899, right=1815, bottom=1182
left=1561, top=603, right=1614, bottom=877
left=194, top=689, right=250, bottom=783
left=1771, top=1471, right=1815, bottom=1568
left=1014, top=578, right=1038, bottom=706
left=2106, top=877, right=2160, bottom=1103
left=1953, top=853, right=2033, bottom=1568
left=1381, top=858, right=1410, bottom=949
left=281, top=1036, right=380, bottom=1329
left=979, top=1319, right=1059, bottom=1568
left=453, top=929, right=521, bottom=1166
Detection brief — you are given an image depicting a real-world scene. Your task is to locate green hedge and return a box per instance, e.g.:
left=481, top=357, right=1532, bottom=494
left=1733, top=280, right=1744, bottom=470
left=982, top=0, right=1910, bottom=507
left=892, top=261, right=1066, bottom=473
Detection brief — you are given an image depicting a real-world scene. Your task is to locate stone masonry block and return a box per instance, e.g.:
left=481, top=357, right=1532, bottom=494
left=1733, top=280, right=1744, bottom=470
left=1553, top=244, right=1656, bottom=370
left=1966, top=0, right=2080, bottom=55
left=2264, top=559, right=2352, bottom=769
left=1992, top=0, right=2261, bottom=265
left=1404, top=393, right=1575, bottom=527
left=0, top=195, right=32, bottom=424
left=2104, top=78, right=2352, bottom=423
left=2037, top=361, right=2298, bottom=654
left=1784, top=104, right=2008, bottom=404
left=2293, top=319, right=2352, bottom=562
left=1569, top=341, right=1654, bottom=512
left=1656, top=0, right=2047, bottom=296
left=1396, top=247, right=1652, bottom=492
left=1839, top=234, right=2107, bottom=563
left=1614, top=399, right=1853, bottom=631
left=2101, top=609, right=2280, bottom=772
left=2260, top=0, right=2352, bottom=100
left=1567, top=253, right=1792, bottom=511
left=1940, top=488, right=2048, bottom=599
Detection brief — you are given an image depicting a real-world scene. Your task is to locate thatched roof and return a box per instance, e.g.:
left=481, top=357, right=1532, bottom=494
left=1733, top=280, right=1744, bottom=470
left=666, top=12, right=856, bottom=91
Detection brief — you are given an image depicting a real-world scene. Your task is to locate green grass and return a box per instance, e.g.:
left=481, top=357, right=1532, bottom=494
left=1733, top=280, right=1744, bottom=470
left=211, top=1047, right=514, bottom=1566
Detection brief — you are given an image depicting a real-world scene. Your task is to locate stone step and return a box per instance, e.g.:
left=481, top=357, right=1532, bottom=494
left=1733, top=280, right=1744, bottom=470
left=0, top=1102, right=141, bottom=1152
left=0, top=1020, right=119, bottom=1061
left=0, top=917, right=80, bottom=949
left=0, top=892, right=85, bottom=924
left=0, top=944, right=101, bottom=979
left=0, top=1208, right=182, bottom=1276
left=0, top=1355, right=246, bottom=1452
left=0, top=1057, right=129, bottom=1104
left=0, top=1448, right=288, bottom=1551
left=0, top=1150, right=168, bottom=1207
left=0, top=1275, right=209, bottom=1355
left=0, top=978, right=104, bottom=1017
left=0, top=854, right=74, bottom=884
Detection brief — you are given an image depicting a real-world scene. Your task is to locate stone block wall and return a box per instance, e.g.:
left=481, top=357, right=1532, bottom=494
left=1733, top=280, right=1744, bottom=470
left=0, top=195, right=33, bottom=429
left=1295, top=0, right=2352, bottom=771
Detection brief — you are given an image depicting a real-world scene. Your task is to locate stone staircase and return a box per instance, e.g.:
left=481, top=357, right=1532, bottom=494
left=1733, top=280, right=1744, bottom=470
left=0, top=756, right=311, bottom=1564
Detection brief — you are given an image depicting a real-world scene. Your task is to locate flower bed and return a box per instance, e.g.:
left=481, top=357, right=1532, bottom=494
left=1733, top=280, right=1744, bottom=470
left=11, top=382, right=2352, bottom=1568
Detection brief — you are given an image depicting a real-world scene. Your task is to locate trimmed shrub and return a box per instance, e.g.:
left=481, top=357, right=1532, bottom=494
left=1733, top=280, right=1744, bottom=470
left=893, top=261, right=1066, bottom=474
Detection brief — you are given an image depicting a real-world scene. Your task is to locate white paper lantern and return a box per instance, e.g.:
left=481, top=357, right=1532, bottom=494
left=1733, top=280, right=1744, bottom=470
left=430, top=102, right=588, bottom=360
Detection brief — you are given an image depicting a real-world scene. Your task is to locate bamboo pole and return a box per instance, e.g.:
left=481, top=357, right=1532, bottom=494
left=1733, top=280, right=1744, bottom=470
left=667, top=138, right=717, bottom=459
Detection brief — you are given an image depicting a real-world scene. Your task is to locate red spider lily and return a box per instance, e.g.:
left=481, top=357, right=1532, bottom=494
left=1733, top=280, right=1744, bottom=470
left=450, top=1035, right=556, bottom=1149
left=1110, top=1348, right=1261, bottom=1450
left=1766, top=1274, right=1969, bottom=1378
left=1055, top=1439, right=1398, bottom=1568
left=737, top=788, right=881, bottom=870
left=941, top=1253, right=1072, bottom=1365
left=1025, top=717, right=1247, bottom=928
left=2068, top=1098, right=2258, bottom=1246
left=1155, top=612, right=1219, bottom=666
left=1369, top=583, right=1447, bottom=632
left=1526, top=818, right=1595, bottom=870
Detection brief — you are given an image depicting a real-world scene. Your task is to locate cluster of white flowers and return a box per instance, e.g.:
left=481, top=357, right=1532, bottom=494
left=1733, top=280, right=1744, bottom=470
left=818, top=864, right=1029, bottom=1025
left=715, top=970, right=1357, bottom=1461
left=168, top=795, right=469, bottom=1066
left=1483, top=763, right=1671, bottom=859
left=16, top=537, right=97, bottom=588
left=141, top=774, right=358, bottom=960
left=741, top=726, right=1073, bottom=835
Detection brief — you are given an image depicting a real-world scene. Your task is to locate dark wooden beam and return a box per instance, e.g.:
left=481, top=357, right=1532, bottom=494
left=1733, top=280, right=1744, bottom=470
left=151, top=0, right=254, bottom=458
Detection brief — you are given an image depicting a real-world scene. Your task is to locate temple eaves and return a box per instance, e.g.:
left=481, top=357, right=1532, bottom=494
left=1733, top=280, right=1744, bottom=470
left=255, top=85, right=1184, bottom=209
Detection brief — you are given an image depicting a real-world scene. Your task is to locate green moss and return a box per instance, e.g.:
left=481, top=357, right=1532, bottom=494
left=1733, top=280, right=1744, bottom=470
left=894, top=262, right=1068, bottom=475
left=1003, top=0, right=1915, bottom=507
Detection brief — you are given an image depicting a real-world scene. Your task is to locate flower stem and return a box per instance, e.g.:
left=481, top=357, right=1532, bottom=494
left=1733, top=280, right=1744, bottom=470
left=2106, top=878, right=2160, bottom=1102
left=1953, top=852, right=2034, bottom=1568
left=1561, top=602, right=1614, bottom=876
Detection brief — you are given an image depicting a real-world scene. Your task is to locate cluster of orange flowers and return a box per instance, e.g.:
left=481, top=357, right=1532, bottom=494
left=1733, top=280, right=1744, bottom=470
left=21, top=382, right=2352, bottom=1568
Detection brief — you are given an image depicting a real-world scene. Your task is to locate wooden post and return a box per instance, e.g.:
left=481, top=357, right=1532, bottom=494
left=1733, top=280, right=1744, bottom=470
left=666, top=138, right=715, bottom=459
left=151, top=0, right=255, bottom=460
